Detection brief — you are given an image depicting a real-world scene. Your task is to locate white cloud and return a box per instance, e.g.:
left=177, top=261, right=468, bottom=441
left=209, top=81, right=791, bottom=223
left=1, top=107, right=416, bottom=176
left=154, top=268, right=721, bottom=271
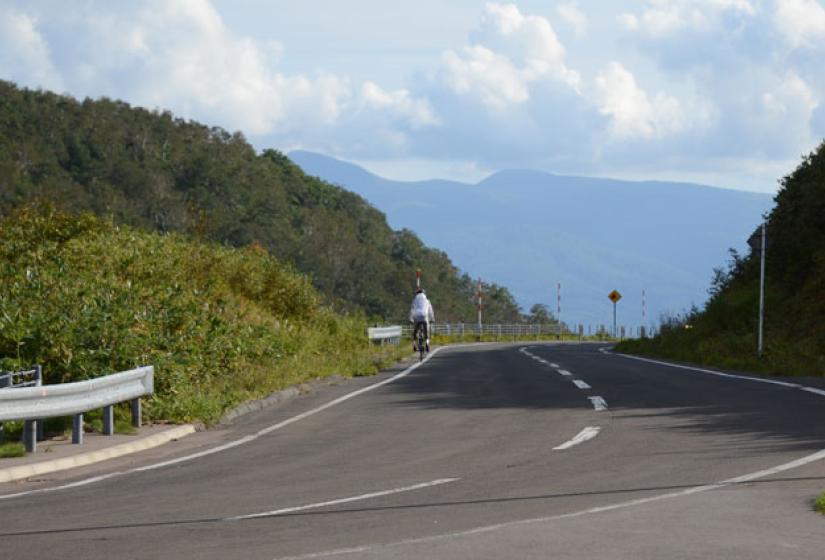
left=619, top=0, right=755, bottom=36
left=1, top=0, right=823, bottom=192
left=360, top=82, right=441, bottom=129
left=0, top=7, right=62, bottom=90
left=617, top=13, right=639, bottom=31
left=443, top=46, right=531, bottom=109
left=121, top=0, right=354, bottom=135
left=709, top=0, right=755, bottom=15
left=557, top=3, right=589, bottom=36
left=775, top=0, right=825, bottom=49
left=441, top=3, right=580, bottom=109
left=757, top=71, right=819, bottom=145
left=593, top=62, right=689, bottom=139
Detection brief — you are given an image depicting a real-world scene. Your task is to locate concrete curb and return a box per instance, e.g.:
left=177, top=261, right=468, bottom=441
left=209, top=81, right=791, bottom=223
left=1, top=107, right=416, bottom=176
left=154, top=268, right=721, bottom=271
left=218, top=375, right=348, bottom=425
left=0, top=424, right=196, bottom=484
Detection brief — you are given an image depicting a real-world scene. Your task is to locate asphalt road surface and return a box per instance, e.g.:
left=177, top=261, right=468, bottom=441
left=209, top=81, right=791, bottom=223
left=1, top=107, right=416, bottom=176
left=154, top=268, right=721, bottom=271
left=2, top=343, right=825, bottom=559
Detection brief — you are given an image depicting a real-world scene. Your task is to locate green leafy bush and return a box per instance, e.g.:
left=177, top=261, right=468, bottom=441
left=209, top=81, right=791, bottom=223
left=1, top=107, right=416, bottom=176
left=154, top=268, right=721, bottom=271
left=0, top=206, right=402, bottom=424
left=816, top=492, right=825, bottom=515
left=0, top=442, right=25, bottom=458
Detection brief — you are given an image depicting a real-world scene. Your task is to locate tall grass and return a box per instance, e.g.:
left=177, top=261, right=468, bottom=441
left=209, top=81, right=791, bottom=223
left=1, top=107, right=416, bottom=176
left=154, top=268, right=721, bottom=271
left=0, top=206, right=404, bottom=425
left=616, top=282, right=825, bottom=377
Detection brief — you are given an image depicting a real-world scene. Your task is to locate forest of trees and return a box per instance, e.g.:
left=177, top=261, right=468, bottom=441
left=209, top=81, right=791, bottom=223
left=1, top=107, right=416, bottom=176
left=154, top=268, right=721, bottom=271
left=0, top=81, right=524, bottom=323
left=619, top=140, right=825, bottom=376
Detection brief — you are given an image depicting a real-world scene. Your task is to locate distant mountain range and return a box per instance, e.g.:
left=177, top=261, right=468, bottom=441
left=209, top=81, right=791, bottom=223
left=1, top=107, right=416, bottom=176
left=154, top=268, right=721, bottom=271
left=289, top=150, right=774, bottom=329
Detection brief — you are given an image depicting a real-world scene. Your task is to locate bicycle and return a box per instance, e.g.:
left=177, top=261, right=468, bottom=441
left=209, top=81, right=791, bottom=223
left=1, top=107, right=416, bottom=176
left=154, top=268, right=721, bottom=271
left=414, top=323, right=427, bottom=361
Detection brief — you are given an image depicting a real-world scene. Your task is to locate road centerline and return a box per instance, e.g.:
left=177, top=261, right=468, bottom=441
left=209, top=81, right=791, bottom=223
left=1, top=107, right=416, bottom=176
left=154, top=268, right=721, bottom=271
left=588, top=396, right=608, bottom=411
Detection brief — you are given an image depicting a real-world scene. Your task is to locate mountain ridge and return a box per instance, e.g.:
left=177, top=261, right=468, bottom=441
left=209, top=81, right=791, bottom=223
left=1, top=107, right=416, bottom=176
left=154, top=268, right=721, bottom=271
left=289, top=150, right=774, bottom=328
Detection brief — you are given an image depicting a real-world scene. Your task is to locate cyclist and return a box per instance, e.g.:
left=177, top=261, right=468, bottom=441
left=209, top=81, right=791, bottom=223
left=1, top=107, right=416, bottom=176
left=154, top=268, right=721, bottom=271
left=409, top=287, right=435, bottom=352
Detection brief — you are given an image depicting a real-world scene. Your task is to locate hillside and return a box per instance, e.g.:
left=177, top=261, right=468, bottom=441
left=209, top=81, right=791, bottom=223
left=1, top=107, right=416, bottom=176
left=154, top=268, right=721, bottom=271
left=0, top=206, right=403, bottom=424
left=0, top=81, right=520, bottom=323
left=289, top=150, right=773, bottom=328
left=618, top=141, right=825, bottom=376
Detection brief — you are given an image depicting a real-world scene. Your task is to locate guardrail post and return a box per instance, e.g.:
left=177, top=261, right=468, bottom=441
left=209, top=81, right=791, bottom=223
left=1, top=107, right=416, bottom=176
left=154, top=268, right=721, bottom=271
left=0, top=372, right=8, bottom=444
left=23, top=420, right=37, bottom=453
left=131, top=398, right=142, bottom=428
left=72, top=413, right=84, bottom=445
left=103, top=405, right=114, bottom=436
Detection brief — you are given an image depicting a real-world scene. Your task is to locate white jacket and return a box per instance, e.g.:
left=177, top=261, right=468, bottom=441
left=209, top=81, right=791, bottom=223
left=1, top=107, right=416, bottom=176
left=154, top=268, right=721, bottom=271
left=409, top=293, right=435, bottom=323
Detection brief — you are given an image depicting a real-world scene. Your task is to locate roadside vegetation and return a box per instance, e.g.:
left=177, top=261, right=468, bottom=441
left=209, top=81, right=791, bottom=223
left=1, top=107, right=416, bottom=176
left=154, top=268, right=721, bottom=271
left=0, top=80, right=522, bottom=323
left=0, top=206, right=404, bottom=425
left=617, top=141, right=825, bottom=377
left=0, top=442, right=26, bottom=458
left=816, top=492, right=825, bottom=515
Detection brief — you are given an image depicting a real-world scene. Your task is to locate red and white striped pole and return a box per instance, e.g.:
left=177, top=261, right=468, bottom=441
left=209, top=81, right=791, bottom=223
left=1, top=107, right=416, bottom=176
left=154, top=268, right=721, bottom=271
left=477, top=279, right=483, bottom=335
left=416, top=269, right=421, bottom=290
left=557, top=282, right=561, bottom=339
left=642, top=289, right=646, bottom=321
left=642, top=288, right=647, bottom=338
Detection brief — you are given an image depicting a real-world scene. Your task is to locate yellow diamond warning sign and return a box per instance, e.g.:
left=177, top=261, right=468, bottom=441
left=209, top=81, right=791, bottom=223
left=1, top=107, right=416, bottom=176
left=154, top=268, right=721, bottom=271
left=608, top=290, right=622, bottom=303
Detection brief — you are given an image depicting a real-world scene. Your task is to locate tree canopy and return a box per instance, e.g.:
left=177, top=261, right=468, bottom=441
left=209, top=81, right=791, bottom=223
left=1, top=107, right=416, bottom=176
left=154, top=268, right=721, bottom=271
left=0, top=80, right=521, bottom=322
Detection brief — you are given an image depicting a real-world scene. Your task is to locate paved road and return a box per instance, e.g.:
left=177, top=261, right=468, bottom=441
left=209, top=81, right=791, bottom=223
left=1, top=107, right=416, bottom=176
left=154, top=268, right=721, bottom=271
left=1, top=343, right=824, bottom=559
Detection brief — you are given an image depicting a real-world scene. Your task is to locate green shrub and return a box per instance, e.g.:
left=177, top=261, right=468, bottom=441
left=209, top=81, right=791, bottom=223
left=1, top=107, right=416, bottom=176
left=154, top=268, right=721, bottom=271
left=816, top=492, right=825, bottom=515
left=0, top=206, right=401, bottom=424
left=0, top=442, right=26, bottom=458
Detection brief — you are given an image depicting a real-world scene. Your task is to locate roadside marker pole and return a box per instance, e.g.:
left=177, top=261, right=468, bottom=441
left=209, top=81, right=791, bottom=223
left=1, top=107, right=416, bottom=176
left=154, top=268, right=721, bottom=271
left=758, top=223, right=766, bottom=358
left=642, top=289, right=647, bottom=338
left=557, top=282, right=561, bottom=340
left=477, top=279, right=483, bottom=341
left=613, top=302, right=617, bottom=338
left=607, top=290, right=622, bottom=339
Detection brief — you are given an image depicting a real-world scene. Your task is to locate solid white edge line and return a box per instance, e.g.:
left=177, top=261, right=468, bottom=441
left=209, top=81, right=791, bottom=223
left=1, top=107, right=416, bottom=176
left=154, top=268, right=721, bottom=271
left=227, top=478, right=459, bottom=521
left=572, top=380, right=591, bottom=390
left=270, top=446, right=825, bottom=560
left=613, top=352, right=803, bottom=390
left=553, top=427, right=601, bottom=450
left=0, top=347, right=447, bottom=501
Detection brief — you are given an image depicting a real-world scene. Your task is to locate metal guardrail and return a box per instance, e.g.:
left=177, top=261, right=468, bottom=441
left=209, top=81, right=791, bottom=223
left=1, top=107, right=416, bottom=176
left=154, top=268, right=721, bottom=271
left=0, top=366, right=154, bottom=453
left=0, top=365, right=44, bottom=446
left=397, top=323, right=654, bottom=340
left=400, top=323, right=572, bottom=339
left=367, top=326, right=402, bottom=345
left=0, top=365, right=42, bottom=389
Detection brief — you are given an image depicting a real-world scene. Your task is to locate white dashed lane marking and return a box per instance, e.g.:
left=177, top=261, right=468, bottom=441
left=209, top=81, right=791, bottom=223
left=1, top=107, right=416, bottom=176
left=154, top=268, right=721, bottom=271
left=589, top=396, right=608, bottom=411
left=553, top=426, right=601, bottom=450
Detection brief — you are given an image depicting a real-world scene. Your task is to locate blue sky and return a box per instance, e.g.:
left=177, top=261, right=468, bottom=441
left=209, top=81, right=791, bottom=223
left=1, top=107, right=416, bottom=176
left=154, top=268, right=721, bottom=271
left=2, top=0, right=824, bottom=192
